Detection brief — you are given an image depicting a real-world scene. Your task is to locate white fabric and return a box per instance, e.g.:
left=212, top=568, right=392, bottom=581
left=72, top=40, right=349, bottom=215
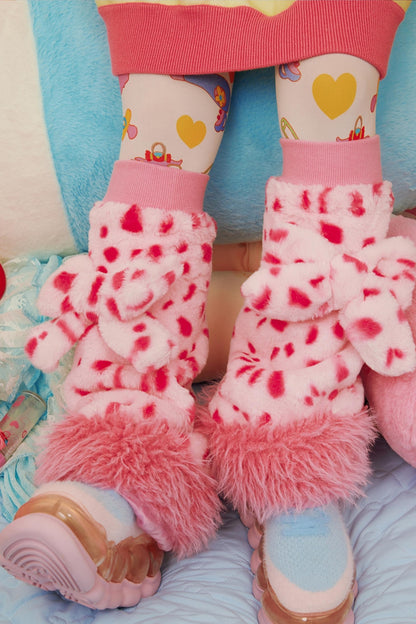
left=0, top=0, right=76, bottom=262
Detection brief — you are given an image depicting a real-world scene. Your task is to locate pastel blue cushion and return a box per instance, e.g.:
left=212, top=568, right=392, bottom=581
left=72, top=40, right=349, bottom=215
left=28, top=0, right=121, bottom=252
left=28, top=0, right=416, bottom=248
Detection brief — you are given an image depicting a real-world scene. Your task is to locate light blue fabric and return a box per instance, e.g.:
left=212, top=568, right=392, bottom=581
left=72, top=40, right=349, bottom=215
left=28, top=0, right=121, bottom=252
left=264, top=505, right=348, bottom=593
left=0, top=455, right=36, bottom=523
left=29, top=0, right=416, bottom=248
left=76, top=483, right=137, bottom=527
left=0, top=256, right=62, bottom=409
left=377, top=3, right=416, bottom=215
left=208, top=0, right=416, bottom=242
left=0, top=439, right=416, bottom=623
left=0, top=257, right=71, bottom=523
left=273, top=507, right=330, bottom=537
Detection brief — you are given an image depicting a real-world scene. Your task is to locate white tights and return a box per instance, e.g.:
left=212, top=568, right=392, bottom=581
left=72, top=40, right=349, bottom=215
left=118, top=54, right=380, bottom=173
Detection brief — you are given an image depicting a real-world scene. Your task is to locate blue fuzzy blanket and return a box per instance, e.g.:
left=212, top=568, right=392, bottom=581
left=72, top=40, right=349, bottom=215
left=28, top=0, right=416, bottom=248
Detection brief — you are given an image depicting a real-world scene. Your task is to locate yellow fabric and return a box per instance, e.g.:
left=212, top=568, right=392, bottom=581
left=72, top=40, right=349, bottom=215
left=96, top=1, right=296, bottom=16
left=96, top=0, right=409, bottom=14
left=395, top=0, right=411, bottom=11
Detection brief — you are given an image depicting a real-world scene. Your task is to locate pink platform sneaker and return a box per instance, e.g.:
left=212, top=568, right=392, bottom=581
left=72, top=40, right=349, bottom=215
left=248, top=506, right=357, bottom=624
left=205, top=140, right=416, bottom=623
left=0, top=483, right=163, bottom=609
left=0, top=162, right=222, bottom=607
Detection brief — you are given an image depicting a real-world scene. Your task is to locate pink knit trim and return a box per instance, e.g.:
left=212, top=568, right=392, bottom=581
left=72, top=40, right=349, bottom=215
left=280, top=137, right=383, bottom=186
left=98, top=0, right=403, bottom=77
left=104, top=160, right=208, bottom=214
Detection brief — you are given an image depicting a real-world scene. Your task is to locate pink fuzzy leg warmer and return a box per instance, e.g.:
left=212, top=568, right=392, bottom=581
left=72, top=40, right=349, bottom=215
left=26, top=163, right=222, bottom=557
left=35, top=408, right=221, bottom=557
left=207, top=176, right=416, bottom=522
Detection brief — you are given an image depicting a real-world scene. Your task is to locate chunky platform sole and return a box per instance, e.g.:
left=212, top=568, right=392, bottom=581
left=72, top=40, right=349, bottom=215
left=0, top=495, right=163, bottom=609
left=248, top=522, right=356, bottom=624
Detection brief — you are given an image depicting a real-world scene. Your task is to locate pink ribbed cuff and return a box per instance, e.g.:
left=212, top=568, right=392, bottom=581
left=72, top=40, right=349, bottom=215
left=104, top=161, right=208, bottom=213
left=98, top=0, right=403, bottom=77
left=280, top=137, right=383, bottom=186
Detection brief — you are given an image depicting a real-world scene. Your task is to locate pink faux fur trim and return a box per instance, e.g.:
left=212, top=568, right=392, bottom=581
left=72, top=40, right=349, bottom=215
left=35, top=411, right=222, bottom=558
left=203, top=408, right=375, bottom=522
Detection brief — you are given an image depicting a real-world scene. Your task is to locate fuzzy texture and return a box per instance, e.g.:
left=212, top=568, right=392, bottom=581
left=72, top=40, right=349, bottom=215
left=3, top=4, right=413, bottom=258
left=34, top=410, right=221, bottom=558
left=362, top=214, right=416, bottom=468
left=363, top=364, right=416, bottom=468
left=203, top=409, right=374, bottom=522
left=27, top=0, right=121, bottom=253
left=2, top=4, right=414, bottom=258
left=208, top=179, right=416, bottom=515
left=24, top=186, right=220, bottom=556
left=239, top=180, right=416, bottom=375
left=25, top=200, right=216, bottom=416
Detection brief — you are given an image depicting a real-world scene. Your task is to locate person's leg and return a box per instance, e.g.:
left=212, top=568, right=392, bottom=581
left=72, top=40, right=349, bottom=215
left=276, top=53, right=378, bottom=143
left=119, top=72, right=231, bottom=173
left=246, top=54, right=379, bottom=624
left=0, top=31, right=233, bottom=608
left=207, top=51, right=416, bottom=624
left=276, top=49, right=416, bottom=472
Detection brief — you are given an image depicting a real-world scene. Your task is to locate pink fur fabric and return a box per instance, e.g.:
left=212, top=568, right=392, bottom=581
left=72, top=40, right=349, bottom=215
left=363, top=214, right=416, bottom=467
left=208, top=180, right=416, bottom=517
left=204, top=409, right=374, bottom=523
left=240, top=180, right=416, bottom=375
left=24, top=193, right=220, bottom=556
left=25, top=201, right=216, bottom=390
left=35, top=409, right=221, bottom=557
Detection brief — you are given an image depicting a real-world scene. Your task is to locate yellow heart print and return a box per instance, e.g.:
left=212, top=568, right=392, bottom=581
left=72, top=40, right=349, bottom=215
left=176, top=115, right=207, bottom=148
left=312, top=73, right=357, bottom=120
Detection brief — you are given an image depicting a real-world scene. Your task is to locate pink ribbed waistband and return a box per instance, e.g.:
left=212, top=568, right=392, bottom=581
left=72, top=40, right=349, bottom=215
left=104, top=160, right=208, bottom=213
left=280, top=136, right=383, bottom=186
left=99, top=0, right=404, bottom=76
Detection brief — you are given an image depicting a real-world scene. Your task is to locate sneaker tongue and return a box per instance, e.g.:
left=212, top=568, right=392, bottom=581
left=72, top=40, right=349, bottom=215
left=279, top=508, right=330, bottom=537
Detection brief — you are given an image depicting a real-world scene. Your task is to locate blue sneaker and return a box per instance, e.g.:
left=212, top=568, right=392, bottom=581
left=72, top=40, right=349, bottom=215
left=250, top=505, right=356, bottom=624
